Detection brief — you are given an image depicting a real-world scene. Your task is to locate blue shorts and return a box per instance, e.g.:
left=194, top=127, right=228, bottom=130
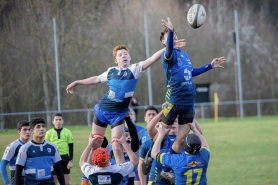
left=94, top=104, right=129, bottom=126
left=161, top=101, right=194, bottom=125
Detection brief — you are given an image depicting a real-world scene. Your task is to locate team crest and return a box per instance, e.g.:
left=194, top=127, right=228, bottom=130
left=123, top=71, right=127, bottom=77
left=187, top=161, right=201, bottom=167
left=47, top=148, right=51, bottom=153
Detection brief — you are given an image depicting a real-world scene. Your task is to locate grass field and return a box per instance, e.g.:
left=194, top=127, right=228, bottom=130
left=0, top=116, right=278, bottom=185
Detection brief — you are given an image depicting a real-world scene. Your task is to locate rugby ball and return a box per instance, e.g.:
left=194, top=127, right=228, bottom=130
left=187, top=4, right=206, bottom=29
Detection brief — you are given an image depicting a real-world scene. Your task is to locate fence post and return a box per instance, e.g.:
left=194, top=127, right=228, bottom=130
left=257, top=100, right=261, bottom=118
left=87, top=110, right=91, bottom=127
left=201, top=104, right=205, bottom=121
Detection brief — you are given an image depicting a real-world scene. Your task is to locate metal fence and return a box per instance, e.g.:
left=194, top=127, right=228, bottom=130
left=0, top=99, right=277, bottom=129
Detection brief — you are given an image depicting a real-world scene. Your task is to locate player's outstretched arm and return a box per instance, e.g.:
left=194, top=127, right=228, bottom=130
left=118, top=133, right=138, bottom=166
left=151, top=123, right=169, bottom=159
left=146, top=111, right=163, bottom=139
left=79, top=136, right=103, bottom=167
left=15, top=165, right=24, bottom=185
left=66, top=76, right=101, bottom=94
left=53, top=162, right=66, bottom=185
left=189, top=122, right=209, bottom=148
left=211, top=57, right=226, bottom=68
left=1, top=160, right=11, bottom=185
left=194, top=119, right=203, bottom=134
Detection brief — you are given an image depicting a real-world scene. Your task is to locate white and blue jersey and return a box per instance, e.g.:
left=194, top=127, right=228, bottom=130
left=1, top=139, right=26, bottom=185
left=81, top=162, right=134, bottom=185
left=98, top=62, right=145, bottom=113
left=16, top=140, right=61, bottom=184
left=110, top=150, right=139, bottom=185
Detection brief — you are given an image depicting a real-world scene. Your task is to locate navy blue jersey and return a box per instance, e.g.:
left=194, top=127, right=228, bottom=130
left=157, top=148, right=210, bottom=185
left=140, top=137, right=174, bottom=185
left=98, top=63, right=145, bottom=112
left=161, top=31, right=212, bottom=106
left=16, top=140, right=61, bottom=183
left=161, top=48, right=195, bottom=105
left=148, top=137, right=175, bottom=185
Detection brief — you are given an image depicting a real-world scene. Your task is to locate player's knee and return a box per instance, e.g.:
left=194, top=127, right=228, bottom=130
left=161, top=122, right=172, bottom=128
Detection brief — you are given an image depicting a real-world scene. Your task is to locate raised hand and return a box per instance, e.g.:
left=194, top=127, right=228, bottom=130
left=211, top=57, right=226, bottom=68
left=162, top=17, right=174, bottom=31
left=155, top=123, right=169, bottom=137
left=66, top=82, right=76, bottom=94
left=174, top=39, right=186, bottom=48
left=89, top=136, right=103, bottom=149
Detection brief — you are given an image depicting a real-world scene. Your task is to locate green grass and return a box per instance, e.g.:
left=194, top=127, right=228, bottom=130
left=0, top=116, right=278, bottom=185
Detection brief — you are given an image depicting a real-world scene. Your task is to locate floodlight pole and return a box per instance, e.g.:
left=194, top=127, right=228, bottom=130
left=53, top=18, right=61, bottom=112
left=143, top=0, right=153, bottom=105
left=234, top=10, right=244, bottom=118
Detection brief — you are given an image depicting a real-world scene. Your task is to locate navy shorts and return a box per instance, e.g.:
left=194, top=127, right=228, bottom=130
left=161, top=101, right=194, bottom=125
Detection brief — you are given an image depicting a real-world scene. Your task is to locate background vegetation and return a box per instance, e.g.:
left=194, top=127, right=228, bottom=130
left=1, top=116, right=278, bottom=185
left=0, top=0, right=278, bottom=128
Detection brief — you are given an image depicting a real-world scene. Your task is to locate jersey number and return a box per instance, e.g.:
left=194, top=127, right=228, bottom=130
left=183, top=168, right=203, bottom=185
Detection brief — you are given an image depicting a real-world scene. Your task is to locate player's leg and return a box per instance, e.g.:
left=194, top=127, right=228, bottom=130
left=171, top=104, right=194, bottom=153
left=111, top=121, right=125, bottom=164
left=53, top=175, right=58, bottom=184
left=91, top=116, right=107, bottom=138
left=171, top=123, right=190, bottom=153
left=64, top=174, right=70, bottom=185
left=53, top=154, right=71, bottom=185
left=134, top=172, right=141, bottom=185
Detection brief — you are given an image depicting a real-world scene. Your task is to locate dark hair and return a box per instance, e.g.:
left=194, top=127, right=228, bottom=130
left=52, top=112, right=63, bottom=120
left=144, top=106, right=158, bottom=114
left=183, top=134, right=202, bottom=154
left=17, top=120, right=29, bottom=130
left=30, top=117, right=45, bottom=129
left=160, top=28, right=169, bottom=42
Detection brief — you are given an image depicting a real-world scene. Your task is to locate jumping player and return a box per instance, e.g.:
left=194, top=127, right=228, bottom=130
left=66, top=42, right=186, bottom=164
left=157, top=17, right=225, bottom=155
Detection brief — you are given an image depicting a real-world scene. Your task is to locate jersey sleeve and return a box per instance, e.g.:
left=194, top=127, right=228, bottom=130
left=139, top=141, right=150, bottom=161
left=156, top=152, right=180, bottom=167
left=115, top=162, right=134, bottom=177
left=129, top=62, right=144, bottom=79
left=16, top=145, right=27, bottom=166
left=53, top=145, right=62, bottom=163
left=81, top=163, right=96, bottom=178
left=66, top=129, right=74, bottom=144
left=199, top=147, right=210, bottom=162
left=2, top=143, right=16, bottom=161
left=98, top=68, right=110, bottom=83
